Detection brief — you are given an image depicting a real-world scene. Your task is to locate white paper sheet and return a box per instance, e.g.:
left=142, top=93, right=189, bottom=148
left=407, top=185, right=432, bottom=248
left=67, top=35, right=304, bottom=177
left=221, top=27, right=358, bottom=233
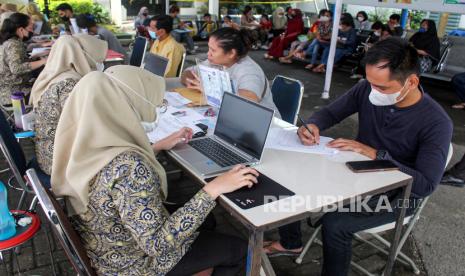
left=147, top=106, right=204, bottom=143
left=265, top=127, right=339, bottom=155
left=30, top=47, right=51, bottom=57
left=164, top=92, right=192, bottom=107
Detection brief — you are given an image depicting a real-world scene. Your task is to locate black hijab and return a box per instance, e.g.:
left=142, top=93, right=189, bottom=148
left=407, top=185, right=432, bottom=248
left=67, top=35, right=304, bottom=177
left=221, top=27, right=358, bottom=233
left=410, top=19, right=440, bottom=63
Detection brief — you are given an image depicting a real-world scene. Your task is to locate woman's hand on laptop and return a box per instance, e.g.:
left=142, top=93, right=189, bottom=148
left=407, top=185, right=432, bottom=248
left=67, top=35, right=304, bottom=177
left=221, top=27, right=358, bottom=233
left=152, top=127, right=193, bottom=152
left=203, top=165, right=259, bottom=200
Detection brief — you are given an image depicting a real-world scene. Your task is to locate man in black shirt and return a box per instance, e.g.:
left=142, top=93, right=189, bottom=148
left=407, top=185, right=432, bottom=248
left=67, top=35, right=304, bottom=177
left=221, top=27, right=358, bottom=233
left=264, top=37, right=453, bottom=276
left=386, top=14, right=403, bottom=37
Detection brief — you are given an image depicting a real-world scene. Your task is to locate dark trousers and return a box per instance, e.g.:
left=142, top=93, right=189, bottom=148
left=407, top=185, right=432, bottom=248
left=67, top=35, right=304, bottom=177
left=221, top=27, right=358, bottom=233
left=167, top=231, right=247, bottom=276
left=452, top=72, right=465, bottom=102
left=279, top=191, right=419, bottom=276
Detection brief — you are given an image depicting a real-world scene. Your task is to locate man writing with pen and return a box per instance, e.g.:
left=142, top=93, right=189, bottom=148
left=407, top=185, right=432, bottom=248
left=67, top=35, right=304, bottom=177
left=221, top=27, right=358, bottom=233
left=264, top=37, right=453, bottom=276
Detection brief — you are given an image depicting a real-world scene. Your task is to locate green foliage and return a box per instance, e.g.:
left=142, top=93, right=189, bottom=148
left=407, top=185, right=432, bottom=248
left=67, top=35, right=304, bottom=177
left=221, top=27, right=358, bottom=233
left=368, top=8, right=390, bottom=23
left=36, top=0, right=111, bottom=25
left=409, top=10, right=426, bottom=30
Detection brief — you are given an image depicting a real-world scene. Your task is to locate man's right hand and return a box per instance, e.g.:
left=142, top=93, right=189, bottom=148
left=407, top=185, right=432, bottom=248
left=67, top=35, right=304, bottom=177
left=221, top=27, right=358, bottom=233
left=297, top=124, right=320, bottom=145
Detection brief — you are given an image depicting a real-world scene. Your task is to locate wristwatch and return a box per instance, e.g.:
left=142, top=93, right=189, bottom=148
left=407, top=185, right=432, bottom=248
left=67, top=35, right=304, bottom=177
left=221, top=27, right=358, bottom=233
left=376, top=150, right=388, bottom=160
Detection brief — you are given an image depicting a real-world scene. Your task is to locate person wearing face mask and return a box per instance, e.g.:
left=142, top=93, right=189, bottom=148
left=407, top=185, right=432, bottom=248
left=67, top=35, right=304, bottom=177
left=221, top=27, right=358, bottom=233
left=264, top=38, right=452, bottom=276
left=354, top=11, right=371, bottom=31
left=0, top=13, right=47, bottom=106
left=264, top=8, right=304, bottom=59
left=53, top=65, right=253, bottom=275
left=312, top=16, right=356, bottom=73
left=409, top=19, right=440, bottom=73
left=134, top=6, right=149, bottom=30
left=29, top=34, right=107, bottom=178
left=55, top=3, right=74, bottom=33
left=279, top=9, right=332, bottom=64
left=386, top=13, right=403, bottom=37
left=76, top=14, right=127, bottom=59
left=271, top=7, right=287, bottom=37
left=146, top=16, right=158, bottom=42
left=149, top=15, right=185, bottom=78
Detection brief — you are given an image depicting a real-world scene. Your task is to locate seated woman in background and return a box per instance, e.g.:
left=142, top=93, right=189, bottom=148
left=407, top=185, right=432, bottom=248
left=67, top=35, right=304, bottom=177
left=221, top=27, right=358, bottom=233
left=279, top=9, right=332, bottom=64
left=265, top=9, right=304, bottom=59
left=240, top=5, right=261, bottom=49
left=222, top=15, right=240, bottom=30
left=0, top=12, right=47, bottom=106
left=52, top=65, right=253, bottom=275
left=258, top=14, right=272, bottom=49
left=271, top=7, right=287, bottom=38
left=354, top=11, right=371, bottom=31
left=26, top=3, right=51, bottom=35
left=181, top=27, right=281, bottom=118
left=409, top=19, right=440, bottom=73
left=303, top=10, right=333, bottom=70
left=30, top=34, right=107, bottom=176
left=312, top=16, right=356, bottom=73
left=134, top=6, right=149, bottom=30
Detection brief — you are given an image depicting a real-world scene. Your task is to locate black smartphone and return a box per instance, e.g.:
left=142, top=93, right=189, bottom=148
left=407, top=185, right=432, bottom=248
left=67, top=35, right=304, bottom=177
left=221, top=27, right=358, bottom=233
left=346, top=160, right=398, bottom=173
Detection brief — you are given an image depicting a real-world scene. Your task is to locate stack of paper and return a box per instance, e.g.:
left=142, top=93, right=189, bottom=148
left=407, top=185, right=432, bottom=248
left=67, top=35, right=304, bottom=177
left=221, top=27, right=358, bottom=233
left=164, top=92, right=192, bottom=107
left=265, top=127, right=339, bottom=155
left=30, top=47, right=51, bottom=57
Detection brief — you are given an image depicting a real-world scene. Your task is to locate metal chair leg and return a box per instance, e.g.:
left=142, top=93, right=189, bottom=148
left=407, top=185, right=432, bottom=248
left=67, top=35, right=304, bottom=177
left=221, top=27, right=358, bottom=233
left=295, top=225, right=322, bottom=264
left=43, top=223, right=58, bottom=276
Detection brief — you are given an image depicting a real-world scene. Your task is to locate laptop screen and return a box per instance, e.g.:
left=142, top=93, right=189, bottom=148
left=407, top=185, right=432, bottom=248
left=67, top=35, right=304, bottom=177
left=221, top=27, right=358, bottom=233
left=144, top=53, right=169, bottom=77
left=214, top=93, right=274, bottom=160
left=129, top=37, right=147, bottom=67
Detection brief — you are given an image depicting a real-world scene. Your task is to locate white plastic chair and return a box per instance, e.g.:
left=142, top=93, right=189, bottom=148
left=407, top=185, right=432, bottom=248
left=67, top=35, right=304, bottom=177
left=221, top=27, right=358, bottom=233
left=295, top=144, right=454, bottom=275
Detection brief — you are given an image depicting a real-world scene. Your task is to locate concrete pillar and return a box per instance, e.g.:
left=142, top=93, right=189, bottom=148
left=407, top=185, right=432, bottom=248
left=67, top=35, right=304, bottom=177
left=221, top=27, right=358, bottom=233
left=438, top=13, right=449, bottom=37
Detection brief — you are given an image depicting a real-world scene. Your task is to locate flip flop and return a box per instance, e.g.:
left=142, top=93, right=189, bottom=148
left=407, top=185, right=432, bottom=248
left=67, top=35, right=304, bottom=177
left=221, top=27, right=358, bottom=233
left=305, top=64, right=315, bottom=70
left=264, top=242, right=302, bottom=258
left=451, top=103, right=465, bottom=109
left=279, top=57, right=292, bottom=64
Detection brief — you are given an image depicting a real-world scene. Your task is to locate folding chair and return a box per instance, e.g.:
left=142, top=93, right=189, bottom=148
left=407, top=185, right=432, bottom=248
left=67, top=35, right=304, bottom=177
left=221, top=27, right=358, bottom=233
left=270, top=75, right=304, bottom=125
left=176, top=52, right=187, bottom=78
left=26, top=169, right=97, bottom=276
left=0, top=111, right=50, bottom=210
left=295, top=144, right=454, bottom=275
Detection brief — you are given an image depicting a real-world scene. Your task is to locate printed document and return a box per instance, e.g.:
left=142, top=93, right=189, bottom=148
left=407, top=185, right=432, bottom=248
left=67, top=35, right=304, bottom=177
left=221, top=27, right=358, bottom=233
left=198, top=65, right=233, bottom=108
left=265, top=127, right=339, bottom=155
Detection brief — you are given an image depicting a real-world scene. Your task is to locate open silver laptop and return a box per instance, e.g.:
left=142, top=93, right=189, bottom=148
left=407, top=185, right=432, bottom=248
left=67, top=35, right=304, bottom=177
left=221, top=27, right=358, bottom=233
left=171, top=92, right=274, bottom=177
left=143, top=53, right=169, bottom=77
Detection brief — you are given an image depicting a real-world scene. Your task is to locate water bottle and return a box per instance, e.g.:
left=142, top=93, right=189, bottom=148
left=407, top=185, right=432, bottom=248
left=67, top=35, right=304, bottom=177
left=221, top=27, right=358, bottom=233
left=11, top=91, right=26, bottom=129
left=0, top=181, right=16, bottom=240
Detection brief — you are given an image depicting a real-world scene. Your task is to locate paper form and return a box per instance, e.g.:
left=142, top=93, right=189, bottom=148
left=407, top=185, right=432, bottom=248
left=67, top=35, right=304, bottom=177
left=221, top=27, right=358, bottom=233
left=265, top=127, right=339, bottom=155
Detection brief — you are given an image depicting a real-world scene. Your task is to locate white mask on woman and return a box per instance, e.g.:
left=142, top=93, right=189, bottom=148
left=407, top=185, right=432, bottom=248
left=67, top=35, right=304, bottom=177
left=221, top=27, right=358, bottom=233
left=357, top=16, right=364, bottom=22
left=320, top=16, right=330, bottom=22
left=105, top=73, right=161, bottom=132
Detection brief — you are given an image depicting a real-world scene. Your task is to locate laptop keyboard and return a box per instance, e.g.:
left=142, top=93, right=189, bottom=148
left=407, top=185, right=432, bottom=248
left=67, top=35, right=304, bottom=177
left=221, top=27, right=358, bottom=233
left=189, top=138, right=248, bottom=167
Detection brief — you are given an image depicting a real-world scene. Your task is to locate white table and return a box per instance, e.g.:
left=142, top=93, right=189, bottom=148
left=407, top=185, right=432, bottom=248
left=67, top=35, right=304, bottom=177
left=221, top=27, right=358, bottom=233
left=166, top=116, right=412, bottom=276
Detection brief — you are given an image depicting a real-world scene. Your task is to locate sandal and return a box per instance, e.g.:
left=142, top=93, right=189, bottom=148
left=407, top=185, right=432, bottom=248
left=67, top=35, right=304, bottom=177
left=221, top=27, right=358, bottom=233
left=305, top=64, right=315, bottom=70
left=451, top=103, right=465, bottom=109
left=279, top=57, right=292, bottom=64
left=263, top=241, right=302, bottom=258
left=313, top=65, right=326, bottom=73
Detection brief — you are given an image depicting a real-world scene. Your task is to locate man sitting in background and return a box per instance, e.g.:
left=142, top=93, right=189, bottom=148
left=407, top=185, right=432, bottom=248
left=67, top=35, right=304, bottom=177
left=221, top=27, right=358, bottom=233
left=149, top=15, right=185, bottom=78
left=386, top=13, right=403, bottom=37
left=169, top=4, right=196, bottom=54
left=199, top=13, right=217, bottom=39
left=76, top=14, right=126, bottom=58
left=265, top=37, right=453, bottom=276
left=56, top=3, right=74, bottom=33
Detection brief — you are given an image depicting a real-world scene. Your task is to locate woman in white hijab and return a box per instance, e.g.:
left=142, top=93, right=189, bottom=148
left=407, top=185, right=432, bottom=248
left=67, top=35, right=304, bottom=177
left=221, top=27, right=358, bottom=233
left=134, top=6, right=149, bottom=30
left=30, top=34, right=107, bottom=177
left=52, top=65, right=258, bottom=275
left=271, top=7, right=287, bottom=37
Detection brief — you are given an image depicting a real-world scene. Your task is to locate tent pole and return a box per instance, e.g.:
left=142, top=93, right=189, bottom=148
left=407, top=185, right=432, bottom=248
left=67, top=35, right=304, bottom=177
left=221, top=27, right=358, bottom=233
left=322, top=0, right=342, bottom=99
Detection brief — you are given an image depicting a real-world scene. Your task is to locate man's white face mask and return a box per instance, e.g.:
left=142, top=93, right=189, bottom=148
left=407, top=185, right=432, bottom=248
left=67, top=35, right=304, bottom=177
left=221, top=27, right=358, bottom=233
left=105, top=73, right=164, bottom=132
left=369, top=79, right=411, bottom=106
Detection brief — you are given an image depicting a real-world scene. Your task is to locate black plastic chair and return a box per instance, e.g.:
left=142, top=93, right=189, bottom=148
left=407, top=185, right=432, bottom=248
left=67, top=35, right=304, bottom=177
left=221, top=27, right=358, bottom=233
left=0, top=111, right=50, bottom=209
